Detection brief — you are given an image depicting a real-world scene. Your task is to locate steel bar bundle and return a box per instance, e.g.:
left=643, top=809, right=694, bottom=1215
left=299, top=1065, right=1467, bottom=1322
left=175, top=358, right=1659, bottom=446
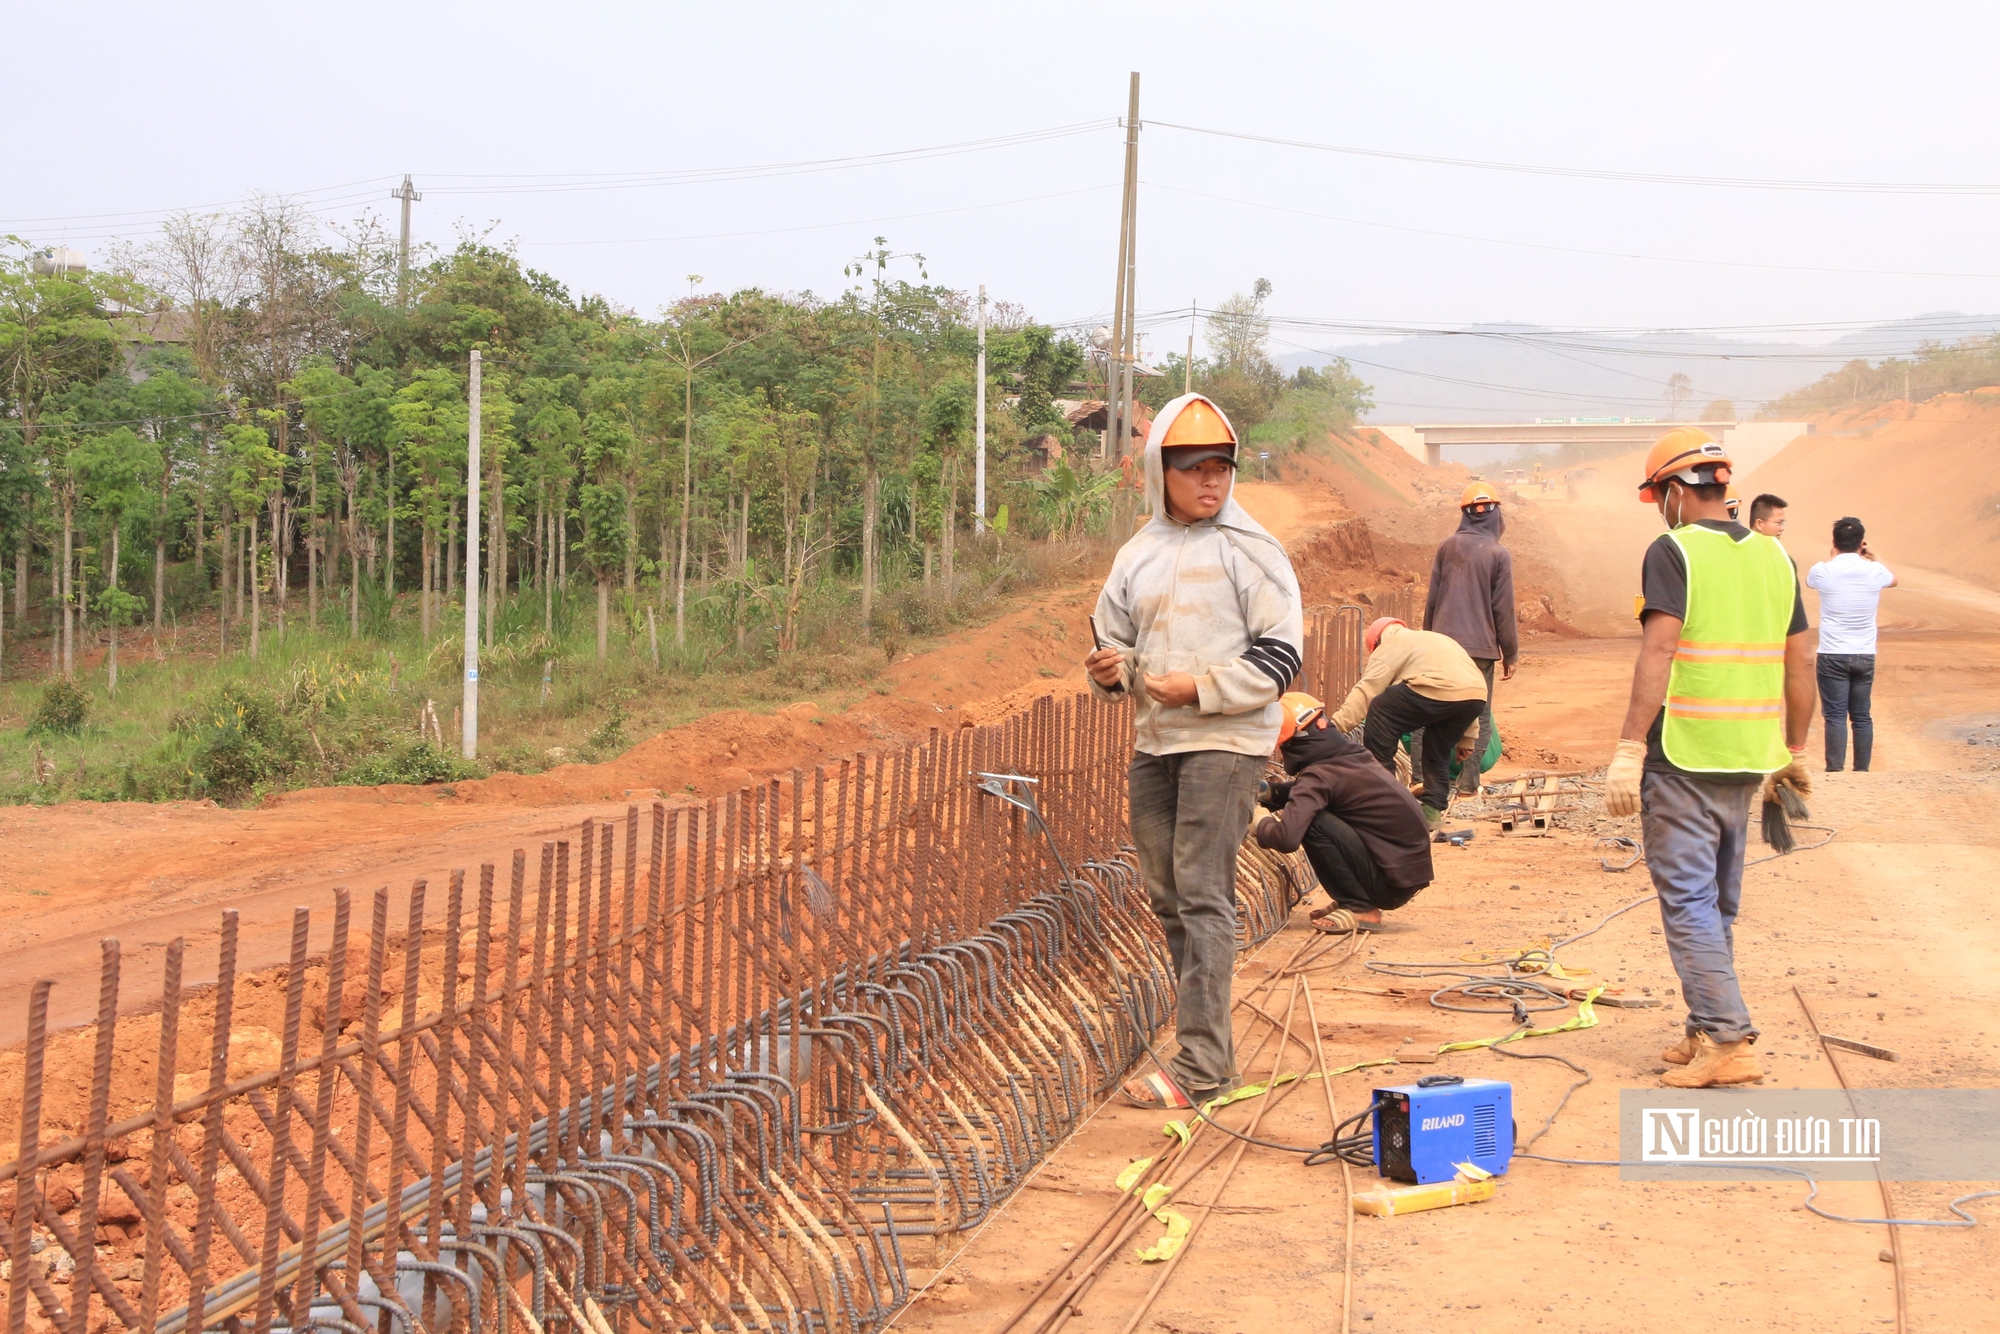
left=0, top=689, right=1318, bottom=1334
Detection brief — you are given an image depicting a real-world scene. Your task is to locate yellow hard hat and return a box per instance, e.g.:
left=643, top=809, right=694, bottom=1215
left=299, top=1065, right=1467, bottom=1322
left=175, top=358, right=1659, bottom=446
left=1460, top=480, right=1500, bottom=508
left=1277, top=691, right=1323, bottom=745
left=1160, top=395, right=1238, bottom=449
left=1639, top=427, right=1733, bottom=503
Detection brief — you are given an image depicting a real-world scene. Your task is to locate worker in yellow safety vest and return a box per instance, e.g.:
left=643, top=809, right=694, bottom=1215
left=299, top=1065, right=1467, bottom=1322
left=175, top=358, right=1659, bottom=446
left=1604, top=427, right=1816, bottom=1088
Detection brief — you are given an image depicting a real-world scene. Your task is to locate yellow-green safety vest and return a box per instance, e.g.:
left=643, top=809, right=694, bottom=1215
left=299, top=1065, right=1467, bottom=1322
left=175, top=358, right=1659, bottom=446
left=1661, top=524, right=1794, bottom=774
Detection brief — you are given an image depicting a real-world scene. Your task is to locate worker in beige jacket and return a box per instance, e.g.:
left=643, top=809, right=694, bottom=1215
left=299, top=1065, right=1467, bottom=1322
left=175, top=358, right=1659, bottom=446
left=1328, top=617, right=1489, bottom=827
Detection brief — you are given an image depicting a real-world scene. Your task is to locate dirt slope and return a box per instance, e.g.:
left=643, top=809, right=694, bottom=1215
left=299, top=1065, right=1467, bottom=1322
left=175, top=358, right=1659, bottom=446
left=1748, top=391, right=2000, bottom=590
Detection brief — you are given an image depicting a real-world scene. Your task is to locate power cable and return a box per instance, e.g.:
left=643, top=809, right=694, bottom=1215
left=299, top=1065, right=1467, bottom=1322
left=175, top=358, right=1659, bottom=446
left=1519, top=1154, right=2000, bottom=1228
left=1143, top=180, right=2000, bottom=281
left=1148, top=120, right=2000, bottom=197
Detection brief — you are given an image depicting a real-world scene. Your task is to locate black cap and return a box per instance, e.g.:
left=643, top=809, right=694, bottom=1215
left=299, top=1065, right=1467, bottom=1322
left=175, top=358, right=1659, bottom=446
left=1163, top=445, right=1238, bottom=470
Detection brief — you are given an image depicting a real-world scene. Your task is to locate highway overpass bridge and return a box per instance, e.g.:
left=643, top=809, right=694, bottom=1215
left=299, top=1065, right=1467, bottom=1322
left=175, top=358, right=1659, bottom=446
left=1373, top=420, right=1812, bottom=473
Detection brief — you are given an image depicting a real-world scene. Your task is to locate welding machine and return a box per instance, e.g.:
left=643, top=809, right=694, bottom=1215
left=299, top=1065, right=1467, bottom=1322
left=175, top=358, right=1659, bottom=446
left=1370, top=1075, right=1514, bottom=1184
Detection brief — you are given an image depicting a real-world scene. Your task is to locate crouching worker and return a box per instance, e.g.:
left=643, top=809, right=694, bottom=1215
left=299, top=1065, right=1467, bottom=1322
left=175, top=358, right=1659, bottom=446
left=1084, top=392, right=1305, bottom=1112
left=1254, top=693, right=1434, bottom=933
left=1328, top=617, right=1489, bottom=828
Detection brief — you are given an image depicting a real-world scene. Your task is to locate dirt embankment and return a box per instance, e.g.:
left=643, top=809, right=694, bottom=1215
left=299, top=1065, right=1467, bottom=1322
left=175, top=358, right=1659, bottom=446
left=1749, top=390, right=2000, bottom=590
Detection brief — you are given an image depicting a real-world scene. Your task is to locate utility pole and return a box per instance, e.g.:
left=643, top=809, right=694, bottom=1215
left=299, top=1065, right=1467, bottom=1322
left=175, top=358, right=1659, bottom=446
left=1110, top=74, right=1141, bottom=467
left=975, top=284, right=987, bottom=534
left=392, top=174, right=422, bottom=306
left=1185, top=300, right=1196, bottom=395
left=462, top=349, right=481, bottom=759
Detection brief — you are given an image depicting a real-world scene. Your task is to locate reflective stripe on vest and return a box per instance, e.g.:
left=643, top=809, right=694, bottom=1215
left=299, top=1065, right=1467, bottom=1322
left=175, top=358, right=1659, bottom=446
left=1661, top=525, right=1794, bottom=774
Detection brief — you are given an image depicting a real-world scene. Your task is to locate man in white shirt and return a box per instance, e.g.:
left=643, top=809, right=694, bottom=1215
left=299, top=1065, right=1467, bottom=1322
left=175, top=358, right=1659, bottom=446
left=1806, top=516, right=1897, bottom=772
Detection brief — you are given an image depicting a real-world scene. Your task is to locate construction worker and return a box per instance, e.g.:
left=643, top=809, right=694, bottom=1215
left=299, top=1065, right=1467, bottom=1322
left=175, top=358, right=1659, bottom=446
left=1085, top=392, right=1304, bottom=1111
left=1724, top=485, right=1743, bottom=523
left=1604, top=427, right=1815, bottom=1089
left=1423, top=479, right=1518, bottom=793
left=1327, top=617, right=1488, bottom=829
left=1749, top=493, right=1788, bottom=538
left=1254, top=693, right=1434, bottom=933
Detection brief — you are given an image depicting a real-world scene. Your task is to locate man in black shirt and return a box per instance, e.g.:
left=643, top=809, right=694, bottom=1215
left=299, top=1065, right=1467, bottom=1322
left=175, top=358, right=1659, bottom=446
left=1604, top=428, right=1817, bottom=1089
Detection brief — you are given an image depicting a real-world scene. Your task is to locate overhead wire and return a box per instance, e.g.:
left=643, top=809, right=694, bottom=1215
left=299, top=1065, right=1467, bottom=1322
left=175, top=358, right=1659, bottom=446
left=1143, top=180, right=2000, bottom=281
left=1148, top=119, right=2000, bottom=196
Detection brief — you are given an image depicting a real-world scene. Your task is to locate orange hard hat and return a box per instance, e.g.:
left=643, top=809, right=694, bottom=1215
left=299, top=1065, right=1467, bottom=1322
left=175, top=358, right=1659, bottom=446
left=1277, top=691, right=1323, bottom=745
left=1724, top=484, right=1742, bottom=519
left=1160, top=395, right=1238, bottom=449
left=1364, top=616, right=1405, bottom=655
left=1460, top=480, right=1500, bottom=509
left=1639, top=426, right=1733, bottom=503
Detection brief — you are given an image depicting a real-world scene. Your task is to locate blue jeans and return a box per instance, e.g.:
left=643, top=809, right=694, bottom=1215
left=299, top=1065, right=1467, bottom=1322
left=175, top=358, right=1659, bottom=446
left=1128, top=750, right=1262, bottom=1093
left=1817, top=653, right=1876, bottom=771
left=1641, top=770, right=1758, bottom=1044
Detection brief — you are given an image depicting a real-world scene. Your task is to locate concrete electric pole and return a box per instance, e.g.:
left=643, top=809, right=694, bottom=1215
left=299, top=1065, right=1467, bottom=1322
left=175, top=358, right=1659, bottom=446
left=392, top=174, right=422, bottom=306
left=463, top=350, right=481, bottom=759
left=975, top=284, right=987, bottom=534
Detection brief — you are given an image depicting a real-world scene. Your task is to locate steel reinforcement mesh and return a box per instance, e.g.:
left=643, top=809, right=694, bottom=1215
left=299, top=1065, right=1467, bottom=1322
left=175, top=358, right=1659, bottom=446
left=0, top=689, right=1321, bottom=1334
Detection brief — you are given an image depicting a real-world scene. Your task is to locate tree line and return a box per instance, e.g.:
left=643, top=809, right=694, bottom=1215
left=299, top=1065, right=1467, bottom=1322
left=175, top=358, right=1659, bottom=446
left=0, top=207, right=1114, bottom=690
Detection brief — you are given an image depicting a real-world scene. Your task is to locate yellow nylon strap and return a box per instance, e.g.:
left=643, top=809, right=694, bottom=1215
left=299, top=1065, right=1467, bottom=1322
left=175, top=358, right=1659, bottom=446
left=1113, top=1156, right=1192, bottom=1262
left=1436, top=987, right=1603, bottom=1052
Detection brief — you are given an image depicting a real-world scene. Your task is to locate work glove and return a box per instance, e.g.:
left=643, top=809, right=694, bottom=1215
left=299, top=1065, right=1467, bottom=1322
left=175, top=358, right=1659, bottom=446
left=1605, top=739, right=1646, bottom=818
left=1759, top=749, right=1813, bottom=853
left=1759, top=749, right=1814, bottom=810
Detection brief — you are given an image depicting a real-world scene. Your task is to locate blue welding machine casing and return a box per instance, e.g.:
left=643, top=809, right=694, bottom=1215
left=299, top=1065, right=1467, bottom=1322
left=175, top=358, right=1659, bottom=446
left=1370, top=1077, right=1514, bottom=1184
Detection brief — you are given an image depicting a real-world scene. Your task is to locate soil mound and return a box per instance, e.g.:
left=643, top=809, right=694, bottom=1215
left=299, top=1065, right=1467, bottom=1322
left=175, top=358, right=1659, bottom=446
left=1747, top=395, right=2000, bottom=590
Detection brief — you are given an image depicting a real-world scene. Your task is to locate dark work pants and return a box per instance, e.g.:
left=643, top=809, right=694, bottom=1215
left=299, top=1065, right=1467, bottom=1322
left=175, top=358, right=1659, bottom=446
left=1128, top=749, right=1262, bottom=1095
left=1301, top=812, right=1424, bottom=914
left=1641, top=770, right=1757, bottom=1043
left=1362, top=683, right=1486, bottom=814
left=1817, top=653, right=1876, bottom=772
left=1459, top=658, right=1498, bottom=794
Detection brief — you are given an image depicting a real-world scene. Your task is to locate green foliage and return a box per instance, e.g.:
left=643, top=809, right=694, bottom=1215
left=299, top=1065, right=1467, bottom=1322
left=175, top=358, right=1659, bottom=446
left=168, top=684, right=302, bottom=799
left=1701, top=398, right=1736, bottom=422
left=1763, top=334, right=2000, bottom=418
left=28, top=678, right=92, bottom=735
left=338, top=741, right=482, bottom=787
left=1028, top=458, right=1117, bottom=542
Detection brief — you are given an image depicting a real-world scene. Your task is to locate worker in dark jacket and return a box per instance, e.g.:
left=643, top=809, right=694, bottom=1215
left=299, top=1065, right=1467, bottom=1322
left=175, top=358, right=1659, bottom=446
left=1424, top=480, right=1519, bottom=793
left=1254, top=694, right=1435, bottom=933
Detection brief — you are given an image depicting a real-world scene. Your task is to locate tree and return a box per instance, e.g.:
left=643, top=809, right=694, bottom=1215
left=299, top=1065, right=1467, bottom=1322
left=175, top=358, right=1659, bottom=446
left=0, top=248, right=129, bottom=675
left=1700, top=398, right=1736, bottom=422
left=389, top=367, right=468, bottom=642
left=1202, top=279, right=1283, bottom=428
left=122, top=352, right=209, bottom=634
left=577, top=405, right=633, bottom=660
left=222, top=420, right=284, bottom=656
left=1665, top=372, right=1694, bottom=420
left=75, top=426, right=159, bottom=693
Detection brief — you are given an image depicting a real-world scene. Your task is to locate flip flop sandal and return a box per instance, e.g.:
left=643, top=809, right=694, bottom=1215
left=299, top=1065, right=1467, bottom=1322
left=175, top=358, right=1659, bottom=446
left=1308, top=907, right=1380, bottom=935
left=1119, top=1071, right=1203, bottom=1109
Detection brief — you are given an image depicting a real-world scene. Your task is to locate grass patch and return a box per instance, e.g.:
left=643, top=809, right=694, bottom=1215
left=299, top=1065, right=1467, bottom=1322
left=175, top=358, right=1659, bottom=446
left=0, top=534, right=1112, bottom=807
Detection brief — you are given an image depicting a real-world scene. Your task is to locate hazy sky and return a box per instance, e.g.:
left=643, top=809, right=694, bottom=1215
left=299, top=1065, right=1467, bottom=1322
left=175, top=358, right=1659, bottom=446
left=11, top=1, right=2000, bottom=365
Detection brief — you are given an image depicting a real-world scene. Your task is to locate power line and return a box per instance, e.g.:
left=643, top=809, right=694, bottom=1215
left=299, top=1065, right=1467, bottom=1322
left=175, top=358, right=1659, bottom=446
left=517, top=185, right=1111, bottom=248
left=1143, top=180, right=2000, bottom=281
left=1149, top=119, right=2000, bottom=196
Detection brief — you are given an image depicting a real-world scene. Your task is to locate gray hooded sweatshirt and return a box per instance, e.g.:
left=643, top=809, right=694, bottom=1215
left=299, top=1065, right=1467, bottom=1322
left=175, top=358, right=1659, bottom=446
left=1090, top=393, right=1306, bottom=757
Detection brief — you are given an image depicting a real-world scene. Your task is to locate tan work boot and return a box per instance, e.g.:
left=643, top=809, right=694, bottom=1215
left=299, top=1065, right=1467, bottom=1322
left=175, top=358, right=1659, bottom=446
left=1660, top=1033, right=1763, bottom=1088
left=1661, top=1032, right=1701, bottom=1066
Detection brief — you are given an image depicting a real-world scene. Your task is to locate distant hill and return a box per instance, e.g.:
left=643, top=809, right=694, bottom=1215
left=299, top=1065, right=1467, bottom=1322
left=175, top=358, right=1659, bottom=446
left=1275, top=313, right=2000, bottom=423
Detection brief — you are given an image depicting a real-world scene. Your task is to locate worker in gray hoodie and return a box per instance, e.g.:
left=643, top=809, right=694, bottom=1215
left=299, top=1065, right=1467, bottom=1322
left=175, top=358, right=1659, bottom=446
left=1085, top=392, right=1305, bottom=1110
left=1423, top=480, right=1519, bottom=793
